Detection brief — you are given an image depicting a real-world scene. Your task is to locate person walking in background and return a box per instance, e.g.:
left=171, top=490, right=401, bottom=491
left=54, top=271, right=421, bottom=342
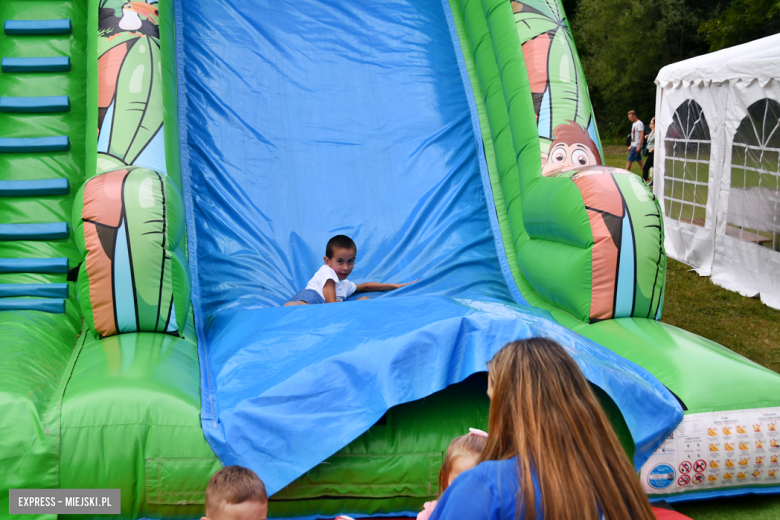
left=643, top=117, right=656, bottom=185
left=428, top=338, right=657, bottom=520
left=626, top=110, right=645, bottom=173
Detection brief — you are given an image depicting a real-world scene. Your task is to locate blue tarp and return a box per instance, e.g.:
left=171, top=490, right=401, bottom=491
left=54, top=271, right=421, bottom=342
left=174, top=0, right=682, bottom=495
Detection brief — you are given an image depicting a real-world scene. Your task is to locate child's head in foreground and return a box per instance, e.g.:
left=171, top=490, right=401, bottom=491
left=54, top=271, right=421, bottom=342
left=324, top=234, right=357, bottom=281
left=438, top=429, right=487, bottom=496
left=202, top=466, right=268, bottom=520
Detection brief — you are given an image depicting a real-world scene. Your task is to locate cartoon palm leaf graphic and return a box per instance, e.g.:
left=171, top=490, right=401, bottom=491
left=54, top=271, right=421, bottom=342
left=107, top=35, right=163, bottom=164
left=98, top=31, right=139, bottom=57
left=546, top=26, right=590, bottom=132
left=123, top=169, right=174, bottom=332
left=512, top=2, right=558, bottom=44
left=512, top=1, right=593, bottom=138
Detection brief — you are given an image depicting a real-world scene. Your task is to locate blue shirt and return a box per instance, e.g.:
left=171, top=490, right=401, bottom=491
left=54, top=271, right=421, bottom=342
left=428, top=457, right=542, bottom=520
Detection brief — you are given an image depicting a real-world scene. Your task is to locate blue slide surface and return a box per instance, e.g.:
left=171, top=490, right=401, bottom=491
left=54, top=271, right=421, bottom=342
left=174, top=0, right=682, bottom=494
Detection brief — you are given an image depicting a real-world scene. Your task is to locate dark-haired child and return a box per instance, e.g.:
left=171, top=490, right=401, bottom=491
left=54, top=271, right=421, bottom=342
left=202, top=465, right=267, bottom=520
left=284, top=235, right=416, bottom=306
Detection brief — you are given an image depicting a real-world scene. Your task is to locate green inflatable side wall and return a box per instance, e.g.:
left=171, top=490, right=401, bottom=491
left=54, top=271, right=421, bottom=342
left=447, top=0, right=780, bottom=417
left=0, top=0, right=87, bottom=516
left=448, top=0, right=780, bottom=500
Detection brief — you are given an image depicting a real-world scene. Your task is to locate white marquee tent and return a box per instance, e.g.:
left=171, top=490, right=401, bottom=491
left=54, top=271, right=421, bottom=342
left=654, top=34, right=780, bottom=309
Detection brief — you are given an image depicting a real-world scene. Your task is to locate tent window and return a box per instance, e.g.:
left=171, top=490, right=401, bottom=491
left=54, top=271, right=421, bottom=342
left=663, top=100, right=711, bottom=227
left=727, top=98, right=780, bottom=251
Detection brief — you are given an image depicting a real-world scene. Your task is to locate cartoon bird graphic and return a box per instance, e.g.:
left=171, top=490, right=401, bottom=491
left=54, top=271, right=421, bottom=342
left=725, top=443, right=734, bottom=451
left=725, top=459, right=735, bottom=467
left=739, top=442, right=750, bottom=451
left=737, top=472, right=747, bottom=479
left=707, top=428, right=718, bottom=436
left=769, top=470, right=777, bottom=477
left=738, top=458, right=749, bottom=466
left=771, top=455, right=778, bottom=463
left=756, top=456, right=764, bottom=464
left=723, top=427, right=733, bottom=435
left=757, top=440, right=764, bottom=449
left=99, top=2, right=159, bottom=38
left=754, top=424, right=762, bottom=432
left=724, top=472, right=733, bottom=480
left=710, top=460, right=720, bottom=468
left=737, top=425, right=747, bottom=434
left=769, top=423, right=777, bottom=432
left=708, top=474, right=718, bottom=482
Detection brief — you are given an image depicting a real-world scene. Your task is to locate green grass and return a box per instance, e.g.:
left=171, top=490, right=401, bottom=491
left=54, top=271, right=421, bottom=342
left=674, top=496, right=780, bottom=520
left=661, top=259, right=780, bottom=374
left=604, top=148, right=780, bottom=518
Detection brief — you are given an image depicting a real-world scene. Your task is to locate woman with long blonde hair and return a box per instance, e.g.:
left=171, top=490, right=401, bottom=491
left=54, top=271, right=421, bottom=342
left=429, top=338, right=656, bottom=520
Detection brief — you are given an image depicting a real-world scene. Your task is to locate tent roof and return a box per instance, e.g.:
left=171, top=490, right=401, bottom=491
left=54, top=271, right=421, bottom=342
left=656, top=33, right=780, bottom=88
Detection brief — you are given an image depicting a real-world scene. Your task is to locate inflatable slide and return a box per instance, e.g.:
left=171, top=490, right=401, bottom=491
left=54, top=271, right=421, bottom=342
left=1, top=0, right=779, bottom=518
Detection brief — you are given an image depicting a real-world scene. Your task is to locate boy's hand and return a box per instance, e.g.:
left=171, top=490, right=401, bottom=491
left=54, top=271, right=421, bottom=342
left=390, top=279, right=418, bottom=289
left=354, top=279, right=419, bottom=294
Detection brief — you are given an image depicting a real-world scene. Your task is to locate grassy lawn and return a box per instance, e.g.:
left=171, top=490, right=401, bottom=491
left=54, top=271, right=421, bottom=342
left=603, top=148, right=780, bottom=518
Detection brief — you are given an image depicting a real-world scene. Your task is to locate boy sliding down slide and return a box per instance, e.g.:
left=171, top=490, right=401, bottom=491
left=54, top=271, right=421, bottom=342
left=284, top=235, right=417, bottom=306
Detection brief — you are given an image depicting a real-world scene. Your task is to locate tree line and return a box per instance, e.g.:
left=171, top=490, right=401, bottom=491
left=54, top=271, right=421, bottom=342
left=563, top=0, right=780, bottom=138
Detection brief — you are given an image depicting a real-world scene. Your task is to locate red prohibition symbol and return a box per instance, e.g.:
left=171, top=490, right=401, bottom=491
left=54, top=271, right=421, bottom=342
left=679, top=461, right=693, bottom=474
left=693, top=473, right=705, bottom=484
left=678, top=475, right=691, bottom=486
left=694, top=460, right=707, bottom=473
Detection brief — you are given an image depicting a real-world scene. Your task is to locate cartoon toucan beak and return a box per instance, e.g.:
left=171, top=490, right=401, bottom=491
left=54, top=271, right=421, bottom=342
left=127, top=2, right=159, bottom=24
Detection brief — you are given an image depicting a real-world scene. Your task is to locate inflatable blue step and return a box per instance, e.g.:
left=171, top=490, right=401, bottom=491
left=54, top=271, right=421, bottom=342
left=0, top=257, right=69, bottom=273
left=0, top=96, right=69, bottom=113
left=0, top=136, right=69, bottom=153
left=1, top=57, right=71, bottom=73
left=0, top=223, right=69, bottom=241
left=4, top=20, right=72, bottom=35
left=0, top=179, right=69, bottom=196
left=0, top=298, right=65, bottom=313
left=0, top=283, right=68, bottom=298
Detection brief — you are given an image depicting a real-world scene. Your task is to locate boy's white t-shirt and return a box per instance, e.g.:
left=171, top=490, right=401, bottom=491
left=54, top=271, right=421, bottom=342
left=306, top=265, right=357, bottom=302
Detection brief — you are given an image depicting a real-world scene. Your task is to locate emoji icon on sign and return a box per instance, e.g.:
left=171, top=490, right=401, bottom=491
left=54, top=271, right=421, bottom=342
left=739, top=442, right=750, bottom=451
left=738, top=458, right=749, bottom=466
left=756, top=456, right=764, bottom=464
left=771, top=455, right=778, bottom=463
left=752, top=470, right=762, bottom=478
left=723, top=427, right=733, bottom=435
left=737, top=472, right=747, bottom=479
left=771, top=439, right=779, bottom=448
left=724, top=472, right=733, bottom=480
left=769, top=470, right=777, bottom=477
left=754, top=424, right=762, bottom=432
left=710, top=460, right=720, bottom=468
left=756, top=440, right=764, bottom=449
left=769, top=423, right=776, bottom=432
left=725, top=443, right=734, bottom=451
left=708, top=474, right=718, bottom=482
left=710, top=443, right=720, bottom=452
left=725, top=459, right=735, bottom=467
left=737, top=425, right=747, bottom=434
left=707, top=428, right=718, bottom=436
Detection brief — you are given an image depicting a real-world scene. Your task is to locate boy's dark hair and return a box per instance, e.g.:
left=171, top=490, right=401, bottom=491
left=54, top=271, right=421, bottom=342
left=205, top=466, right=267, bottom=515
left=326, top=235, right=356, bottom=258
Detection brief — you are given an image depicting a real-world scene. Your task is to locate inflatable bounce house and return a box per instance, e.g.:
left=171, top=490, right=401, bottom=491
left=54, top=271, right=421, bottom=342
left=1, top=0, right=779, bottom=517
